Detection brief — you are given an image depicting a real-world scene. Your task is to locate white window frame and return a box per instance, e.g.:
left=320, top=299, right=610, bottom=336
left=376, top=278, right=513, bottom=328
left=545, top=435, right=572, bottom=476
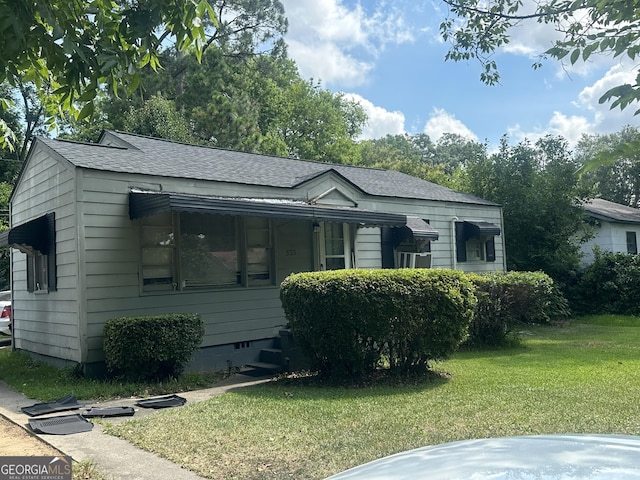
left=140, top=213, right=277, bottom=292
left=398, top=251, right=432, bottom=268
left=627, top=231, right=638, bottom=254
left=318, top=222, right=352, bottom=270
left=466, top=238, right=486, bottom=262
left=29, top=251, right=48, bottom=292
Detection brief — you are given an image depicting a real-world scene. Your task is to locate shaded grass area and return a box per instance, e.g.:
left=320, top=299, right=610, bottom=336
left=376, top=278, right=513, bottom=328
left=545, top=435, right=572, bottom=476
left=0, top=349, right=226, bottom=401
left=106, top=317, right=640, bottom=480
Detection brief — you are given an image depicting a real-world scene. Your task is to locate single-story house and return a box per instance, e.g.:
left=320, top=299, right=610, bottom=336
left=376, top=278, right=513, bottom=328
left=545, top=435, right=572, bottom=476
left=580, top=198, right=640, bottom=266
left=1, top=130, right=505, bottom=374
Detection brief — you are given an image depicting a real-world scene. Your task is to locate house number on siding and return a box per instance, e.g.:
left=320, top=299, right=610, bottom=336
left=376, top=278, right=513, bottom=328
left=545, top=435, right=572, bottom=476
left=286, top=249, right=296, bottom=256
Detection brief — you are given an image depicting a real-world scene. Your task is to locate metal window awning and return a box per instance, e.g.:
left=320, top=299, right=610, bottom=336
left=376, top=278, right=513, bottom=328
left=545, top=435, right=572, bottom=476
left=0, top=213, right=55, bottom=254
left=463, top=220, right=501, bottom=239
left=129, top=192, right=407, bottom=227
left=403, top=216, right=439, bottom=241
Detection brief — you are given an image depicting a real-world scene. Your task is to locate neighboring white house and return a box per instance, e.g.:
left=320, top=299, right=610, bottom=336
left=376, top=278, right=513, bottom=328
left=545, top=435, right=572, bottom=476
left=0, top=131, right=506, bottom=374
left=580, top=198, right=640, bottom=266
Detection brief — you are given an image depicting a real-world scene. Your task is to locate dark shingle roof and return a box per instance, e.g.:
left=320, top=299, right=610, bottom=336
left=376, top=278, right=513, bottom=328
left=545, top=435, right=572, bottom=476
left=37, top=131, right=498, bottom=206
left=583, top=198, right=640, bottom=224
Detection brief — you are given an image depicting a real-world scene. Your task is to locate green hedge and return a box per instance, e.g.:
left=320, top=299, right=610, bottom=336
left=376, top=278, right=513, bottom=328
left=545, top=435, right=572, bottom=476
left=574, top=249, right=640, bottom=315
left=280, top=269, right=476, bottom=379
left=104, top=313, right=204, bottom=381
left=465, top=271, right=570, bottom=346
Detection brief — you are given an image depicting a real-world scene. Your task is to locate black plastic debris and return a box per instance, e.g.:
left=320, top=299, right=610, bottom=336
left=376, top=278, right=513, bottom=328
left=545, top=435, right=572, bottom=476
left=135, top=394, right=186, bottom=409
left=29, top=414, right=93, bottom=435
left=82, top=406, right=135, bottom=418
left=21, top=394, right=81, bottom=417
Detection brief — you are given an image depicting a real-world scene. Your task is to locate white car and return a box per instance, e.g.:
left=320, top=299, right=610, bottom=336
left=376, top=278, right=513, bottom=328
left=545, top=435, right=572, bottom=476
left=325, top=434, right=640, bottom=479
left=0, top=290, right=12, bottom=336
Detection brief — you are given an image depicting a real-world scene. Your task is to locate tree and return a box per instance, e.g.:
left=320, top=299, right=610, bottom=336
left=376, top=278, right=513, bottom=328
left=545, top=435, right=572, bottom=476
left=460, top=135, right=590, bottom=280
left=264, top=79, right=365, bottom=163
left=356, top=133, right=487, bottom=188
left=0, top=85, right=23, bottom=179
left=357, top=134, right=447, bottom=184
left=122, top=95, right=197, bottom=144
left=575, top=126, right=640, bottom=208
left=0, top=0, right=217, bottom=151
left=440, top=1, right=640, bottom=112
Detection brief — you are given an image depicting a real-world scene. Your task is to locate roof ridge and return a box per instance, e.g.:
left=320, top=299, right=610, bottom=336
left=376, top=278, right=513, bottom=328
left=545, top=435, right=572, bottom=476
left=106, top=130, right=403, bottom=174
left=40, top=136, right=129, bottom=150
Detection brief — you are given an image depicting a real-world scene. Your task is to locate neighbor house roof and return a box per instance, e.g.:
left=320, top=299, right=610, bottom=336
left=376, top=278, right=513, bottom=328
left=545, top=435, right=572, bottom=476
left=583, top=198, right=640, bottom=224
left=35, top=131, right=498, bottom=206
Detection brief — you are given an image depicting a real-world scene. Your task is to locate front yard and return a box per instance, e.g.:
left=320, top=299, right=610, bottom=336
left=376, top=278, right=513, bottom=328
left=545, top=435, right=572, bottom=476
left=105, top=315, right=640, bottom=479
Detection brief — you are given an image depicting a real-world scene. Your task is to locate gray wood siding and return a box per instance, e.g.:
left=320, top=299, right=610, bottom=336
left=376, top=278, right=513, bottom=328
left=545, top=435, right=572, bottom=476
left=353, top=197, right=505, bottom=273
left=355, top=227, right=382, bottom=268
left=580, top=221, right=640, bottom=266
left=10, top=146, right=80, bottom=362
left=12, top=155, right=505, bottom=366
left=273, top=219, right=314, bottom=283
left=79, top=172, right=301, bottom=363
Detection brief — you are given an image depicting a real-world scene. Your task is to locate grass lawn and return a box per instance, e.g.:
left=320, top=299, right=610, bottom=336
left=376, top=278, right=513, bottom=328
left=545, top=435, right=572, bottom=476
left=105, top=315, right=640, bottom=480
left=0, top=349, right=226, bottom=401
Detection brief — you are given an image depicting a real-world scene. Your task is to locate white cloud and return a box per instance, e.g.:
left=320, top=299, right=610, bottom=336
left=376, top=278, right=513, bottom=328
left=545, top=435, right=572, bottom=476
left=287, top=40, right=374, bottom=87
left=500, top=3, right=616, bottom=78
left=506, top=64, right=639, bottom=147
left=343, top=93, right=405, bottom=140
left=281, top=0, right=414, bottom=86
left=423, top=108, right=478, bottom=141
left=506, top=113, right=593, bottom=146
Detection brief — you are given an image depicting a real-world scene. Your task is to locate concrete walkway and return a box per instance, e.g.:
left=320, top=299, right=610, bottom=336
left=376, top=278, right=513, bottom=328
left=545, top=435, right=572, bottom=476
left=0, top=372, right=274, bottom=480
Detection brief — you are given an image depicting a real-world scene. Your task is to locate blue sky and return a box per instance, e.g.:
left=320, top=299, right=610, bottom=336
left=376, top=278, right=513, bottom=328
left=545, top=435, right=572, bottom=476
left=280, top=0, right=639, bottom=150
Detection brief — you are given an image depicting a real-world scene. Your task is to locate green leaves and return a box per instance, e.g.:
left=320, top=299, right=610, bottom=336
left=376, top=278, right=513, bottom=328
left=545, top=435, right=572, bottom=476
left=441, top=0, right=640, bottom=112
left=0, top=0, right=219, bottom=144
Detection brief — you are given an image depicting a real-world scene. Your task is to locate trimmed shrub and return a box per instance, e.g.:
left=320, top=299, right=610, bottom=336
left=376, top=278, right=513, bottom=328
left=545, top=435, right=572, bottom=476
left=280, top=269, right=475, bottom=380
left=465, top=271, right=570, bottom=347
left=104, top=313, right=204, bottom=381
left=574, top=249, right=640, bottom=315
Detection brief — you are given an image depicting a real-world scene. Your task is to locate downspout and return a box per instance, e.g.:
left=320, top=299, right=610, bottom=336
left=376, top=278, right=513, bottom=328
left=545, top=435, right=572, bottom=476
left=451, top=216, right=459, bottom=270
left=500, top=207, right=507, bottom=272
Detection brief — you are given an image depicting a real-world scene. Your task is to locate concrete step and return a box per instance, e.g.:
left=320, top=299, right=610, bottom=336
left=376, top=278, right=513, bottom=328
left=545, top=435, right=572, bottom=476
left=259, top=348, right=283, bottom=365
left=245, top=361, right=283, bottom=373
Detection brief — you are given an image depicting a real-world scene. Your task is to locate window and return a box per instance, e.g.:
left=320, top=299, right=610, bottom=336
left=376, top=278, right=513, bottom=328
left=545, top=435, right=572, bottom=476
left=139, top=213, right=274, bottom=292
left=627, top=231, right=638, bottom=254
left=245, top=217, right=272, bottom=284
left=27, top=251, right=48, bottom=292
left=141, top=213, right=175, bottom=290
left=319, top=223, right=351, bottom=270
left=180, top=213, right=239, bottom=287
left=466, top=238, right=485, bottom=261
left=455, top=221, right=498, bottom=263
left=9, top=212, right=57, bottom=293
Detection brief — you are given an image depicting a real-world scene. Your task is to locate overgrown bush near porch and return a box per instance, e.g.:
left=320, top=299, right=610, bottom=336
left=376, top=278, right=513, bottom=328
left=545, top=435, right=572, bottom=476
left=104, top=313, right=204, bottom=381
left=572, top=249, right=640, bottom=316
left=280, top=269, right=475, bottom=380
left=465, top=271, right=570, bottom=347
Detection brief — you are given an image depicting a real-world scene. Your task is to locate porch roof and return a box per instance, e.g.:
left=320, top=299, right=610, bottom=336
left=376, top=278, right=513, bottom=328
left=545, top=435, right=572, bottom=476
left=129, top=191, right=407, bottom=227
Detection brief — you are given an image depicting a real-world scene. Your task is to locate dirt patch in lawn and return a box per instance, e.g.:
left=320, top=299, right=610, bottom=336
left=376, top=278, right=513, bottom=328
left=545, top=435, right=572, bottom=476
left=0, top=414, right=62, bottom=456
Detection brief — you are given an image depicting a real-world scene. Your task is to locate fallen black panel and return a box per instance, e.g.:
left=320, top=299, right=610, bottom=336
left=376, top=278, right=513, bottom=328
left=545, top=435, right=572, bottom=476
left=29, top=414, right=93, bottom=435
left=82, top=406, right=135, bottom=418
left=135, top=394, right=186, bottom=409
left=21, top=394, right=81, bottom=417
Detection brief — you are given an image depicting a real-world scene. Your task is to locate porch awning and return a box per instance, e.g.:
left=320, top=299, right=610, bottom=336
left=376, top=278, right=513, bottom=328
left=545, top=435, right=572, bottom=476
left=129, top=192, right=407, bottom=227
left=403, top=216, right=439, bottom=241
left=0, top=213, right=55, bottom=254
left=463, top=220, right=501, bottom=239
